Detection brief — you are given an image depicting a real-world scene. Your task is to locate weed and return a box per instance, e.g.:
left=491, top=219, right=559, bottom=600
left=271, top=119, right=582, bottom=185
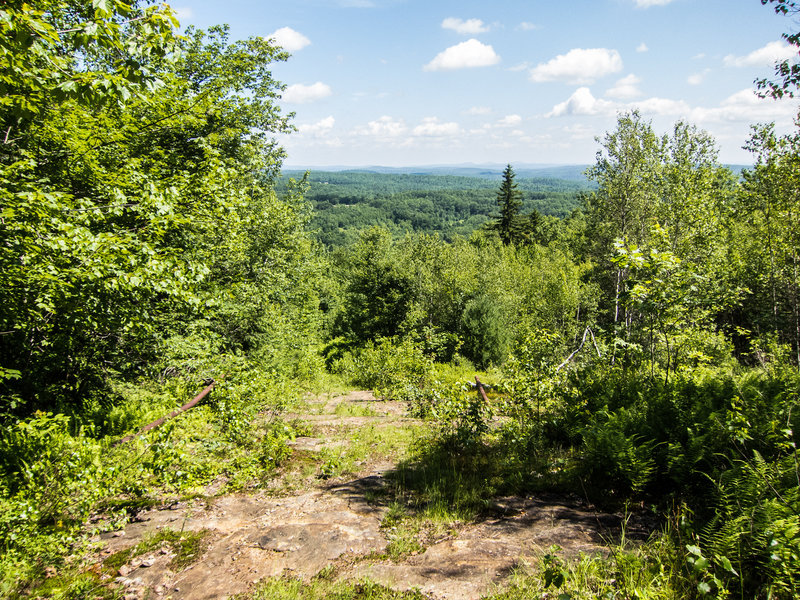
left=334, top=402, right=378, bottom=417
left=245, top=575, right=429, bottom=599
left=103, top=528, right=209, bottom=573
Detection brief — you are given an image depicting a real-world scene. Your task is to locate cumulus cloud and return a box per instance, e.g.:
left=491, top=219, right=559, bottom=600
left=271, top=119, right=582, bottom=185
left=547, top=87, right=689, bottom=118
left=687, top=69, right=710, bottom=85
left=631, top=97, right=691, bottom=115
left=442, top=17, right=489, bottom=35
left=498, top=114, right=523, bottom=126
left=724, top=41, right=798, bottom=68
left=633, top=0, right=676, bottom=6
left=636, top=42, right=649, bottom=53
left=297, top=116, right=335, bottom=136
left=465, top=106, right=492, bottom=115
left=282, top=82, right=332, bottom=103
left=424, top=39, right=500, bottom=71
left=356, top=116, right=408, bottom=138
left=529, top=48, right=623, bottom=84
left=546, top=85, right=791, bottom=126
left=547, top=87, right=615, bottom=117
left=691, top=88, right=797, bottom=123
left=267, top=27, right=311, bottom=52
left=412, top=117, right=461, bottom=136
left=605, top=74, right=643, bottom=99
left=518, top=22, right=539, bottom=31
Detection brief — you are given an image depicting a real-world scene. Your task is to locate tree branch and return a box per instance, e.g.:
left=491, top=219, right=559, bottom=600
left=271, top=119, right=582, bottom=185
left=556, top=326, right=601, bottom=372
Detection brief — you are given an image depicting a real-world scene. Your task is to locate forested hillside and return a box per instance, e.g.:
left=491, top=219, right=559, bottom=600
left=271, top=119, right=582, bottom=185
left=278, top=170, right=587, bottom=246
left=2, top=1, right=800, bottom=599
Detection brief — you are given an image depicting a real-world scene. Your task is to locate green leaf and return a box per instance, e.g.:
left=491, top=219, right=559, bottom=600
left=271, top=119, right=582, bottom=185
left=686, top=544, right=703, bottom=556
left=719, top=555, right=738, bottom=575
left=92, top=0, right=111, bottom=13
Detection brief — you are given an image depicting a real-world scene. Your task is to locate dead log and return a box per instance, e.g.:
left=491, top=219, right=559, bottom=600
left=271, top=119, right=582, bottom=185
left=113, top=376, right=224, bottom=446
left=475, top=377, right=490, bottom=403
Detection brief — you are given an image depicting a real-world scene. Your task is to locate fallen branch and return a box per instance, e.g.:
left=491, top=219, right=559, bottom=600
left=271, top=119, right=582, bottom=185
left=113, top=375, right=224, bottom=446
left=475, top=377, right=490, bottom=403
left=556, top=327, right=601, bottom=372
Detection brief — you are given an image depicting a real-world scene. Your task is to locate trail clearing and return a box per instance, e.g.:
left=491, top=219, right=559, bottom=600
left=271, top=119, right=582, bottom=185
left=96, top=391, right=652, bottom=600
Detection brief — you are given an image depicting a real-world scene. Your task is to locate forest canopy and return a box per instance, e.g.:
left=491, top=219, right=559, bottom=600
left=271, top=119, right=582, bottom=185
left=278, top=170, right=588, bottom=247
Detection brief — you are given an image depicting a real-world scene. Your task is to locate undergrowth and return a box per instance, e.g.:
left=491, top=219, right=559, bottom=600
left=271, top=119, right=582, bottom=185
left=245, top=575, right=430, bottom=600
left=0, top=356, right=319, bottom=598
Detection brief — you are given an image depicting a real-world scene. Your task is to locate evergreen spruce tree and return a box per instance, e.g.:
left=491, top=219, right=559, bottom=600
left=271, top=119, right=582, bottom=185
left=496, top=164, right=524, bottom=245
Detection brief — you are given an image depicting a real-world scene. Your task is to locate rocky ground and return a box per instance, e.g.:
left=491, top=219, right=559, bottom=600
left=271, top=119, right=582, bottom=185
left=95, top=391, right=651, bottom=600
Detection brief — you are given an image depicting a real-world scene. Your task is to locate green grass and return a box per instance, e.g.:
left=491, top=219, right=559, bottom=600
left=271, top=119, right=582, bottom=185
left=244, top=575, right=430, bottom=600
left=483, top=536, right=686, bottom=600
left=25, top=572, right=119, bottom=600
left=334, top=402, right=379, bottom=417
left=314, top=423, right=425, bottom=480
left=103, top=528, right=209, bottom=573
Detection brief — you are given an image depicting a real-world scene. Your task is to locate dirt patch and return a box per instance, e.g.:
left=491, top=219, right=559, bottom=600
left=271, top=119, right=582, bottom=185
left=96, top=390, right=655, bottom=600
left=345, top=494, right=647, bottom=600
left=104, top=486, right=388, bottom=600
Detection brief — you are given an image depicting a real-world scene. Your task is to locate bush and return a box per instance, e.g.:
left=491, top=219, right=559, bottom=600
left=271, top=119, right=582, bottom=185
left=332, top=337, right=432, bottom=399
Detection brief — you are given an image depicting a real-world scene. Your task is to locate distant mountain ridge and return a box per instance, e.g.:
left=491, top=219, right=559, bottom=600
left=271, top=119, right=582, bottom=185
left=282, top=162, right=751, bottom=182
left=284, top=164, right=593, bottom=182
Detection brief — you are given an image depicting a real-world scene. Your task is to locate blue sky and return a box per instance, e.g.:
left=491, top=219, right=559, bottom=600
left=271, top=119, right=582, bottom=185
left=175, top=0, right=800, bottom=166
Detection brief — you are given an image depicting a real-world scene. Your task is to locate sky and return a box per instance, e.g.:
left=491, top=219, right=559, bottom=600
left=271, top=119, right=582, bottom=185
left=174, top=0, right=800, bottom=167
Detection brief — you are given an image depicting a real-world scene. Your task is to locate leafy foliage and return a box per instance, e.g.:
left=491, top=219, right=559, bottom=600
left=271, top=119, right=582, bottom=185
left=0, top=12, right=295, bottom=414
left=757, top=0, right=800, bottom=98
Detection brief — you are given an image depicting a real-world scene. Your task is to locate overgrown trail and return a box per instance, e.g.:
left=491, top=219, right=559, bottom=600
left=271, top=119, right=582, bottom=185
left=98, top=391, right=647, bottom=600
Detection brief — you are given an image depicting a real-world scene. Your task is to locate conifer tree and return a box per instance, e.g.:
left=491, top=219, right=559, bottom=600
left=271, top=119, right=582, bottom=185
left=496, top=164, right=524, bottom=245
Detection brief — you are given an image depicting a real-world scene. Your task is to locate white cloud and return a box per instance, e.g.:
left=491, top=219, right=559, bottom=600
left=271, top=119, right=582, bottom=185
left=547, top=87, right=689, bottom=118
left=174, top=6, right=193, bottom=20
left=424, top=39, right=501, bottom=71
left=356, top=116, right=408, bottom=137
left=547, top=84, right=793, bottom=126
left=630, top=96, right=691, bottom=115
left=465, top=106, right=492, bottom=115
left=724, top=41, right=798, bottom=68
left=687, top=69, right=710, bottom=85
left=442, top=17, right=489, bottom=35
left=413, top=117, right=461, bottom=137
left=563, top=123, right=595, bottom=139
left=297, top=116, right=335, bottom=137
left=690, top=88, right=797, bottom=123
left=282, top=82, right=332, bottom=103
left=498, top=114, right=523, bottom=126
left=547, top=87, right=615, bottom=117
left=636, top=42, right=649, bottom=53
left=633, top=0, right=676, bottom=7
left=518, top=22, right=539, bottom=31
left=606, top=74, right=643, bottom=99
left=508, top=62, right=531, bottom=72
left=529, top=48, right=623, bottom=84
left=267, top=27, right=311, bottom=52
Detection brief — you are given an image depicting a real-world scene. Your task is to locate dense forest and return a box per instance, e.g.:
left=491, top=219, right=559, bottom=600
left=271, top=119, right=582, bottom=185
left=1, top=1, right=800, bottom=599
left=277, top=170, right=587, bottom=246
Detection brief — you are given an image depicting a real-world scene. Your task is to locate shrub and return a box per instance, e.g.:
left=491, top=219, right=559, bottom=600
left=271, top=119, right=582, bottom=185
left=332, top=337, right=432, bottom=399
